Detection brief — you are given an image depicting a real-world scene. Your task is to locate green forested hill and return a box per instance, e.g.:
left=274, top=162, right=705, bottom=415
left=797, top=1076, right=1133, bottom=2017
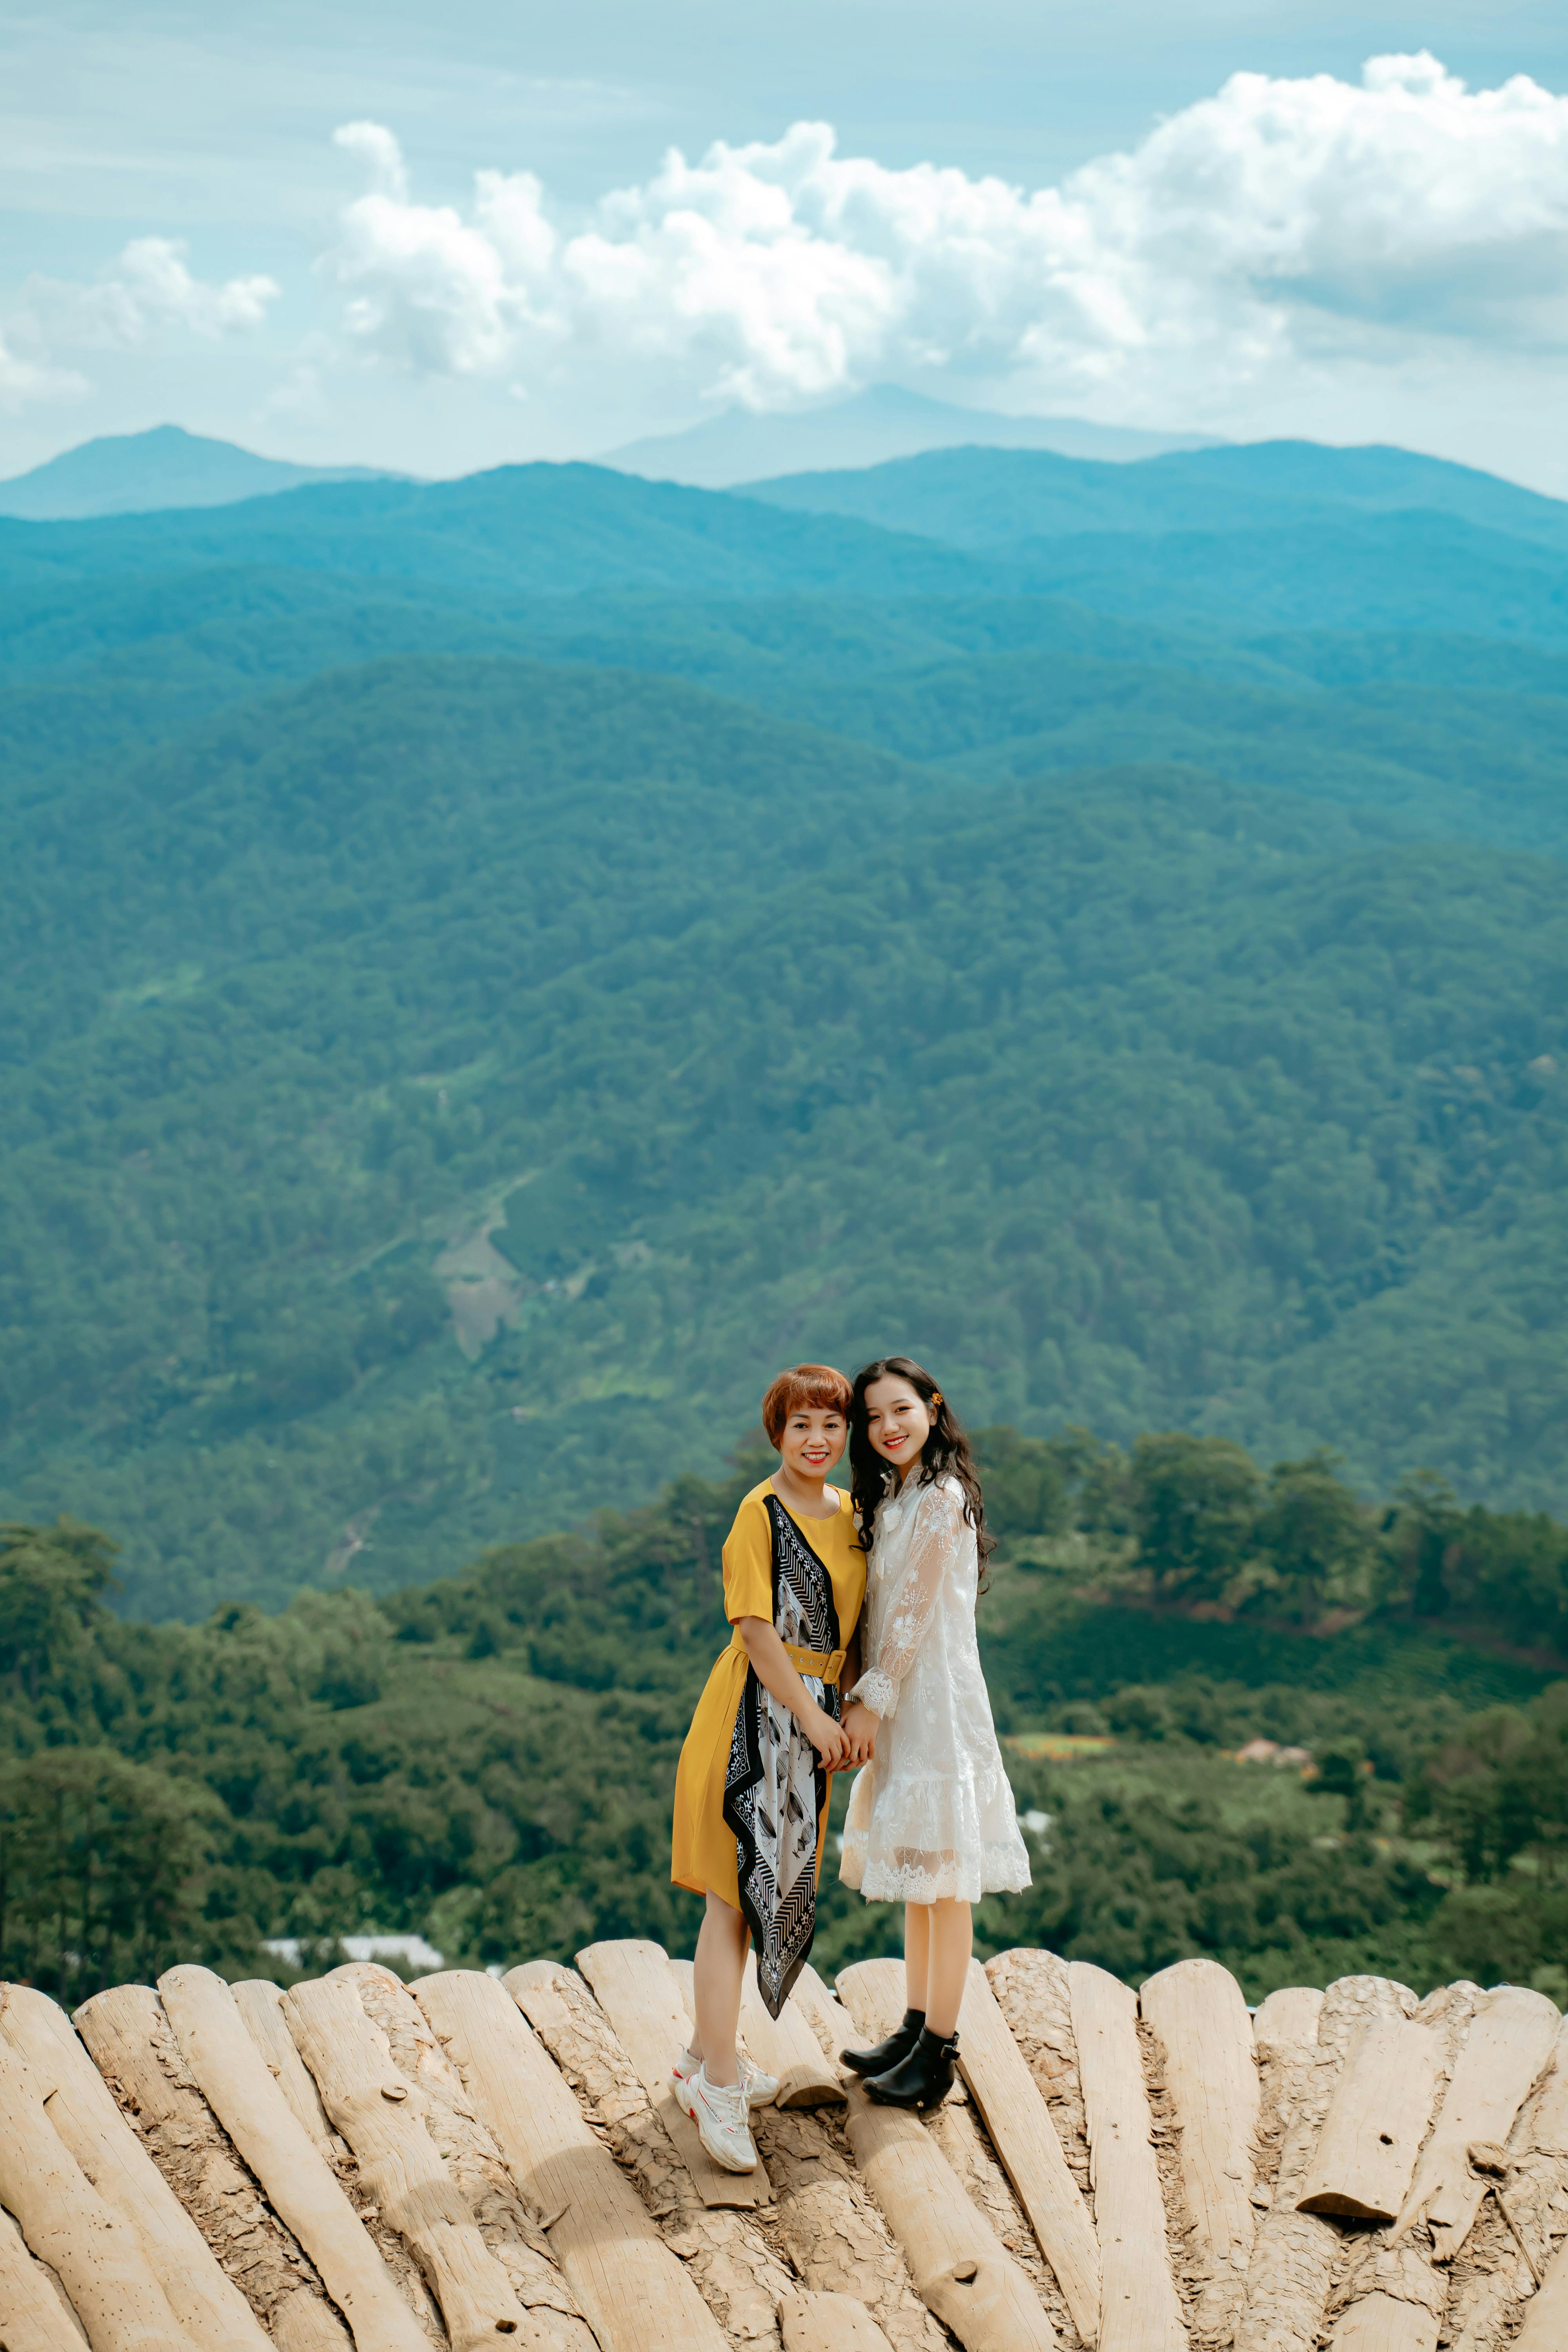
left=5, top=1449, right=1566, bottom=2002
left=0, top=464, right=993, bottom=601
left=2, top=648, right=1565, bottom=1616
left=748, top=438, right=1568, bottom=556
left=2, top=443, right=1567, bottom=1619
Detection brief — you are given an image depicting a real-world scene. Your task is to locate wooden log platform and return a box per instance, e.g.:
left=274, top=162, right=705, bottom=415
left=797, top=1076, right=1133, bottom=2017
left=0, top=2201, right=89, bottom=2352
left=1, top=1945, right=1564, bottom=2351
left=1297, top=2017, right=1443, bottom=2221
left=151, top=1963, right=430, bottom=2352
left=230, top=1980, right=338, bottom=2158
left=846, top=2081, right=1058, bottom=2351
left=1393, top=1985, right=1561, bottom=2259
left=1070, top=1961, right=1187, bottom=2352
left=415, top=1965, right=726, bottom=2352
left=1140, top=1956, right=1258, bottom=2345
left=0, top=1983, right=270, bottom=2352
left=0, top=2031, right=190, bottom=2352
left=575, top=1936, right=772, bottom=2208
left=956, top=1960, right=1100, bottom=2348
left=283, top=1971, right=535, bottom=2351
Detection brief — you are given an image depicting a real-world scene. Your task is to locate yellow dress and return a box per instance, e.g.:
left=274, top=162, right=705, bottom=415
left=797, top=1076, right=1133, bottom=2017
left=671, top=1480, right=866, bottom=1925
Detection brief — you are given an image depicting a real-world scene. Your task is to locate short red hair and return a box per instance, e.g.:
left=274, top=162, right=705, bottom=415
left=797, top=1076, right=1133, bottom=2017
left=760, top=1363, right=853, bottom=1446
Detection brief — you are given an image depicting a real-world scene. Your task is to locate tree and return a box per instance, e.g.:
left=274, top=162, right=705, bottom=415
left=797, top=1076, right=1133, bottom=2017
left=1384, top=1472, right=1461, bottom=1619
left=1129, top=1434, right=1262, bottom=1603
left=0, top=1746, right=216, bottom=2002
left=0, top=1519, right=117, bottom=1699
left=1256, top=1451, right=1373, bottom=1627
left=972, top=1426, right=1067, bottom=1541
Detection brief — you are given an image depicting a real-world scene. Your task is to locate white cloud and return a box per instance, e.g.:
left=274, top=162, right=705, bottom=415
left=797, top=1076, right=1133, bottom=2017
left=39, top=238, right=280, bottom=348
left=318, top=53, right=1568, bottom=423
left=0, top=239, right=279, bottom=410
left=0, top=327, right=85, bottom=414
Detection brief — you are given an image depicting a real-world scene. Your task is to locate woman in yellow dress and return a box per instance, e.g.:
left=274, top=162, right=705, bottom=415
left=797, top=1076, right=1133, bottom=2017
left=670, top=1363, right=867, bottom=2171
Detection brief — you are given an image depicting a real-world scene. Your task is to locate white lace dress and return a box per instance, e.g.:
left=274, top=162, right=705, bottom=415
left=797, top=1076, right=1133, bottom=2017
left=840, top=1473, right=1031, bottom=1906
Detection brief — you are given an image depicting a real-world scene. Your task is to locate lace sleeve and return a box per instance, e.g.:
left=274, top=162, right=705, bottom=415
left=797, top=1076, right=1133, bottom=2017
left=849, top=1481, right=966, bottom=1722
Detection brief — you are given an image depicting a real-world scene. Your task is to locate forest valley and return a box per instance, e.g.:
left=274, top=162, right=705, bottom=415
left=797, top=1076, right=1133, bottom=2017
left=4, top=1423, right=1566, bottom=2011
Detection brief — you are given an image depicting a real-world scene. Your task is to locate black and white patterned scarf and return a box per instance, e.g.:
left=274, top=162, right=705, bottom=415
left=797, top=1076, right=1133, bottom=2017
left=723, top=1494, right=842, bottom=2018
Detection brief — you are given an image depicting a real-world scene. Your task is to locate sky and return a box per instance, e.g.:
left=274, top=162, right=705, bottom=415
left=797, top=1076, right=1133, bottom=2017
left=4, top=2, right=1568, bottom=488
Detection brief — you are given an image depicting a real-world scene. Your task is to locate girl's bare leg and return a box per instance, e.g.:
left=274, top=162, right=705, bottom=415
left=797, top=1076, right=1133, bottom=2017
left=903, top=1900, right=932, bottom=2012
left=690, top=1891, right=749, bottom=2086
left=924, top=1898, right=972, bottom=2038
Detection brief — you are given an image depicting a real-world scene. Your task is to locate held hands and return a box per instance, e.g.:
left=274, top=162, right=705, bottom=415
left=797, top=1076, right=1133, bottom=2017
left=807, top=1707, right=853, bottom=1770
left=841, top=1700, right=880, bottom=1767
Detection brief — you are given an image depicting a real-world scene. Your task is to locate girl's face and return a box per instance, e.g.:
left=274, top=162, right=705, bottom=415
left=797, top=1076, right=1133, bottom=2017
left=862, top=1376, right=935, bottom=1474
left=779, top=1405, right=847, bottom=1481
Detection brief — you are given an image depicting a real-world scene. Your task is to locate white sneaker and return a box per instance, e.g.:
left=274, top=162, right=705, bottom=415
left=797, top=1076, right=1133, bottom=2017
left=682, top=2063, right=758, bottom=2172
left=674, top=2043, right=779, bottom=2107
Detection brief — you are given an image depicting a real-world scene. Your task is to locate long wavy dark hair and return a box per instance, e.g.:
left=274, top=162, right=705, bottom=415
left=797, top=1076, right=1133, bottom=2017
left=848, top=1356, right=994, bottom=1585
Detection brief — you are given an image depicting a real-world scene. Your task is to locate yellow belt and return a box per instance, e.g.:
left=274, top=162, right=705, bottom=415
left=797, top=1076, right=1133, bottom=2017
left=730, top=1629, right=848, bottom=1686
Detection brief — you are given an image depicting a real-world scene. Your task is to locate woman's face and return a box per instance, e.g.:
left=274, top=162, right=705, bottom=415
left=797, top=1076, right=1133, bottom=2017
left=779, top=1405, right=847, bottom=1480
left=862, top=1376, right=934, bottom=1472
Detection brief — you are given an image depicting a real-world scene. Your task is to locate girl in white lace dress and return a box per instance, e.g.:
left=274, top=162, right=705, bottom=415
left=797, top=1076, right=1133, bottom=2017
left=838, top=1355, right=1029, bottom=2108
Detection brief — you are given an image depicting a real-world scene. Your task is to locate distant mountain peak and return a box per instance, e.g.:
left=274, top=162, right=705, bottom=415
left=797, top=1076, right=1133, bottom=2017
left=597, top=384, right=1223, bottom=490
left=0, top=424, right=396, bottom=522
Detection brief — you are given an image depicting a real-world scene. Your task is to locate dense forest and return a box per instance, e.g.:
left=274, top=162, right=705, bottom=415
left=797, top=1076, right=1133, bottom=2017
left=2, top=440, right=1568, bottom=1617
left=4, top=1427, right=1566, bottom=2004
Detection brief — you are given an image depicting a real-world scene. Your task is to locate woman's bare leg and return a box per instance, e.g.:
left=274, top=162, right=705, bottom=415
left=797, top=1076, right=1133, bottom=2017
left=924, top=1898, right=972, bottom=2038
left=904, top=1901, right=932, bottom=2012
left=690, top=1891, right=749, bottom=2086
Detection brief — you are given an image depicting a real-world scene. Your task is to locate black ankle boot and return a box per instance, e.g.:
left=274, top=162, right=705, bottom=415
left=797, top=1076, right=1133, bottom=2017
left=843, top=2007, right=925, bottom=2077
left=863, top=2024, right=960, bottom=2109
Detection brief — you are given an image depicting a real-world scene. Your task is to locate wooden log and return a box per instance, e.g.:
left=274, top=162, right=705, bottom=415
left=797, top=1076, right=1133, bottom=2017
left=0, top=2034, right=190, bottom=2352
left=838, top=1953, right=1094, bottom=2345
left=661, top=1962, right=947, bottom=2348
left=846, top=2082, right=1058, bottom=2352
left=1067, top=1963, right=1185, bottom=2352
left=739, top=1954, right=845, bottom=2107
left=1527, top=2014, right=1568, bottom=2153
left=72, top=1983, right=343, bottom=2350
left=765, top=2107, right=951, bottom=2352
left=1253, top=1988, right=1323, bottom=2049
left=1330, top=2290, right=1439, bottom=2352
left=413, top=1967, right=725, bottom=2352
left=1140, top=1957, right=1257, bottom=2347
left=834, top=1958, right=907, bottom=2047
left=1236, top=1975, right=1418, bottom=2352
left=1320, top=1985, right=1480, bottom=2352
left=0, top=1984, right=270, bottom=2352
left=283, top=1973, right=528, bottom=2350
left=328, top=1964, right=593, bottom=2352
left=573, top=1938, right=769, bottom=2207
left=1515, top=2237, right=1568, bottom=2352
left=954, top=1961, right=1100, bottom=2349
left=791, top=1962, right=862, bottom=2066
left=1142, top=1957, right=1250, bottom=2343
left=505, top=1962, right=796, bottom=2345
left=986, top=1951, right=1093, bottom=2214
left=1393, top=1984, right=1561, bottom=2258
left=231, top=1982, right=337, bottom=2157
left=149, top=1965, right=430, bottom=2352
left=1296, top=2018, right=1443, bottom=2221
left=0, top=2202, right=85, bottom=2352
left=1441, top=2031, right=1563, bottom=2350
left=670, top=1953, right=845, bottom=2109
left=778, top=2288, right=897, bottom=2350
left=917, top=2092, right=1084, bottom=2352
left=269, top=2297, right=358, bottom=2352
